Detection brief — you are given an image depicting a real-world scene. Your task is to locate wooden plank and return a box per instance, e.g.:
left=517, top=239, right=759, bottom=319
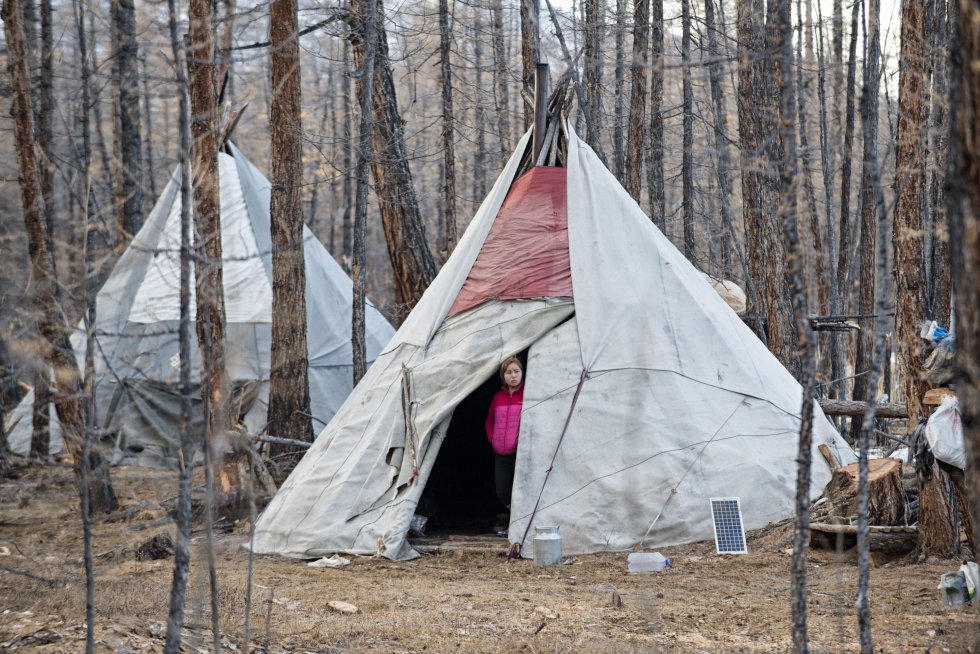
left=922, top=388, right=955, bottom=406
left=818, top=444, right=840, bottom=471
left=413, top=543, right=509, bottom=554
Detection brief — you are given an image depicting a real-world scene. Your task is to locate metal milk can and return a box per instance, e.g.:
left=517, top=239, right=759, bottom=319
left=532, top=525, right=562, bottom=565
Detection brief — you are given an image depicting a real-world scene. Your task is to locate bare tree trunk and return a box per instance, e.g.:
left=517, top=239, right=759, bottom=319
left=949, top=0, right=980, bottom=572
left=773, top=0, right=815, bottom=647
left=39, top=0, right=53, bottom=245
left=705, top=0, right=737, bottom=279
left=163, top=0, right=194, bottom=648
left=520, top=0, right=540, bottom=130
left=647, top=0, right=664, bottom=229
left=583, top=0, right=605, bottom=153
left=472, top=5, right=488, bottom=198
left=30, top=369, right=50, bottom=458
left=439, top=0, right=458, bottom=259
left=267, top=0, right=314, bottom=454
left=349, top=0, right=437, bottom=317
left=738, top=0, right=793, bottom=360
left=624, top=0, right=648, bottom=201
left=351, top=0, right=378, bottom=383
left=142, top=56, right=158, bottom=199
left=342, top=38, right=354, bottom=267
left=32, top=0, right=54, bottom=460
left=894, top=0, right=930, bottom=428
left=795, top=0, right=826, bottom=317
left=681, top=0, right=694, bottom=260
left=837, top=0, right=860, bottom=308
left=491, top=0, right=512, bottom=160
left=851, top=0, right=881, bottom=440
left=815, top=3, right=845, bottom=402
left=217, top=0, right=237, bottom=104
left=188, top=0, right=242, bottom=513
left=926, top=0, right=951, bottom=323
left=111, top=0, right=143, bottom=243
left=852, top=6, right=892, bottom=643
left=3, top=0, right=117, bottom=513
left=612, top=0, right=627, bottom=180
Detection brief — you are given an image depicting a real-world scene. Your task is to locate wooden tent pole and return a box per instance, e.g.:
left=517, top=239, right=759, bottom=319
left=532, top=62, right=549, bottom=164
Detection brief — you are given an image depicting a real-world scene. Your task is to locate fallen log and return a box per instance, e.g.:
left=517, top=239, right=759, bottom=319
left=817, top=398, right=907, bottom=418
left=809, top=523, right=918, bottom=553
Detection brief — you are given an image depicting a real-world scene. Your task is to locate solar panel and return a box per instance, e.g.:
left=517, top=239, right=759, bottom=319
left=710, top=497, right=747, bottom=554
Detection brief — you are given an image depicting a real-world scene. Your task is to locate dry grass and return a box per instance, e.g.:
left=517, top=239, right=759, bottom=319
left=1, top=463, right=978, bottom=653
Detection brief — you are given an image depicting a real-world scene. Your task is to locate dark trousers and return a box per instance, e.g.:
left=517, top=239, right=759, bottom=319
left=494, top=453, right=516, bottom=508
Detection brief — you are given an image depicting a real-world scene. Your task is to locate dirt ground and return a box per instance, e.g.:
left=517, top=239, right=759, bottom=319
left=1, top=463, right=978, bottom=654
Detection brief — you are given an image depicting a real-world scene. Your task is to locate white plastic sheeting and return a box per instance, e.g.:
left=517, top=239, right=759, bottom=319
left=6, top=145, right=394, bottom=465
left=128, top=154, right=273, bottom=324
left=510, top=318, right=848, bottom=555
left=250, top=300, right=575, bottom=559
left=251, top=125, right=855, bottom=561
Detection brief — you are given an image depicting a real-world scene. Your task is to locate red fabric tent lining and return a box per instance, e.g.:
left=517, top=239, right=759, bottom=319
left=448, top=166, right=572, bottom=317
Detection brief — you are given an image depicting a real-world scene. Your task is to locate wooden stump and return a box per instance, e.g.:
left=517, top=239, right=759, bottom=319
left=825, top=458, right=906, bottom=526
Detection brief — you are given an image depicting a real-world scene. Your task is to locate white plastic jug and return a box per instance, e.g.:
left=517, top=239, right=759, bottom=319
left=627, top=551, right=671, bottom=573
left=533, top=526, right=562, bottom=566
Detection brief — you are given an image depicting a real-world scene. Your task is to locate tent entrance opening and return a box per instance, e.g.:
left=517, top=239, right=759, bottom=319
left=418, top=374, right=505, bottom=534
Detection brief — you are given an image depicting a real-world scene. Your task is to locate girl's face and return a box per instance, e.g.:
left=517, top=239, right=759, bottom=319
left=504, top=362, right=523, bottom=390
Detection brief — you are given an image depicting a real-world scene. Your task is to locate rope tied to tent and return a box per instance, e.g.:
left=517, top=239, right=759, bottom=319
left=511, top=368, right=590, bottom=560
left=400, top=364, right=420, bottom=484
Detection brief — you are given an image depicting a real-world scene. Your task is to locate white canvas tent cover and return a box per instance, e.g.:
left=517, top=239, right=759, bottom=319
left=5, top=143, right=394, bottom=467
left=251, top=126, right=855, bottom=560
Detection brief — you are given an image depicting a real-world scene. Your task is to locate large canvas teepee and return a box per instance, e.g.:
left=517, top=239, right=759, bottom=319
left=250, top=125, right=855, bottom=560
left=5, top=143, right=394, bottom=468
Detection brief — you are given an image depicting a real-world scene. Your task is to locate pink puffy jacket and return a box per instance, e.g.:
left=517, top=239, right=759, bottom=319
left=485, top=384, right=524, bottom=455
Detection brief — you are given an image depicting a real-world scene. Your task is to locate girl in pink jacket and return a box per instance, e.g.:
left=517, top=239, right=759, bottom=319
left=486, top=356, right=524, bottom=510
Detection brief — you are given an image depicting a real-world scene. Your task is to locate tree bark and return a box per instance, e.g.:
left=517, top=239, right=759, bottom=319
left=681, top=0, right=694, bottom=260
left=612, top=0, right=627, bottom=181
left=583, top=0, right=605, bottom=154
left=348, top=0, right=437, bottom=318
left=647, top=0, right=664, bottom=229
left=110, top=0, right=143, bottom=243
left=771, top=0, right=815, bottom=646
left=350, top=0, right=378, bottom=384
left=341, top=37, right=354, bottom=267
left=851, top=0, right=883, bottom=441
left=267, top=0, right=314, bottom=453
left=3, top=0, right=117, bottom=513
left=163, top=0, right=194, bottom=647
left=705, top=0, right=736, bottom=278
left=624, top=0, right=648, bottom=202
left=188, top=0, right=242, bottom=512
left=837, top=0, right=860, bottom=307
left=439, top=0, right=458, bottom=260
left=894, top=0, right=929, bottom=426
left=948, top=0, right=980, bottom=564
left=491, top=0, right=512, bottom=162
left=472, top=5, right=488, bottom=199
left=520, top=0, right=540, bottom=130
left=738, top=0, right=794, bottom=362
left=926, top=0, right=951, bottom=323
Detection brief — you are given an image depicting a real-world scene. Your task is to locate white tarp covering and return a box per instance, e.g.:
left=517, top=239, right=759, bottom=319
left=251, top=124, right=855, bottom=560
left=129, top=154, right=273, bottom=324
left=251, top=300, right=574, bottom=559
left=6, top=145, right=394, bottom=465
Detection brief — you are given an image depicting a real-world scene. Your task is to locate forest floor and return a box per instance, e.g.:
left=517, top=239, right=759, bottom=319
left=0, top=463, right=978, bottom=654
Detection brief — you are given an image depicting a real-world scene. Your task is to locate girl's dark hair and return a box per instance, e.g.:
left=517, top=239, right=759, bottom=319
left=498, top=356, right=524, bottom=383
